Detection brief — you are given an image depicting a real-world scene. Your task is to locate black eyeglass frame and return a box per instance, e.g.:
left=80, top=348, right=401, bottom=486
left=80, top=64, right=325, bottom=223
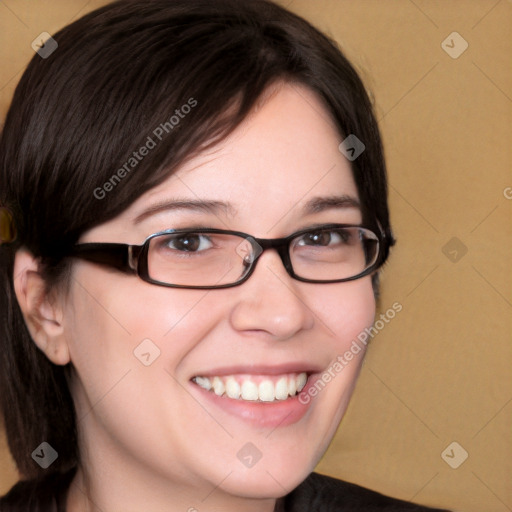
left=68, top=224, right=388, bottom=289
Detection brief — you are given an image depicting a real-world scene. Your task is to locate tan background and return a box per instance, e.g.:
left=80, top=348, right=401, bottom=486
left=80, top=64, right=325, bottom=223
left=1, top=1, right=511, bottom=511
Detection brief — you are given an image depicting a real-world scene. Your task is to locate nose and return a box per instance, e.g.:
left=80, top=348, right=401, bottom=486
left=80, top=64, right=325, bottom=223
left=229, top=249, right=315, bottom=340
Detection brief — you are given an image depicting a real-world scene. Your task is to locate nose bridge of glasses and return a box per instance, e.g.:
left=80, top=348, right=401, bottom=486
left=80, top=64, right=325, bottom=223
left=235, top=236, right=293, bottom=275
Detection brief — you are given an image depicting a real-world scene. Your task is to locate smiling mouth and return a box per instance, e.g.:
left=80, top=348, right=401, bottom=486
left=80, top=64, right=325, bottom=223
left=191, top=372, right=308, bottom=402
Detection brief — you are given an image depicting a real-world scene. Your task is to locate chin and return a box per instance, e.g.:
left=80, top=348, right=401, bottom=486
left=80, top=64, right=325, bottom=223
left=218, top=466, right=311, bottom=499
left=211, top=444, right=320, bottom=499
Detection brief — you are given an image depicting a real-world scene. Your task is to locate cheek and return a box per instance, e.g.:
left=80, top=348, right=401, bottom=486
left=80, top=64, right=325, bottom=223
left=64, top=271, right=231, bottom=473
left=308, top=277, right=375, bottom=420
left=64, top=269, right=226, bottom=398
left=311, top=277, right=376, bottom=347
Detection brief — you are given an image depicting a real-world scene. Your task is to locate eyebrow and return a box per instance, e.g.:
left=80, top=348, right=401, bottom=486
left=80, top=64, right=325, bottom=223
left=133, top=198, right=236, bottom=224
left=133, top=194, right=360, bottom=224
left=302, top=195, right=361, bottom=214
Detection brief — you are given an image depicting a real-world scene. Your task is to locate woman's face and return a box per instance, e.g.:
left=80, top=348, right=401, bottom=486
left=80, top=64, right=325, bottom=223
left=64, top=84, right=376, bottom=509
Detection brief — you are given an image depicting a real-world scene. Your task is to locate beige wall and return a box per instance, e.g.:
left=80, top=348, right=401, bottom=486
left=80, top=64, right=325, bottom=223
left=1, top=1, right=510, bottom=511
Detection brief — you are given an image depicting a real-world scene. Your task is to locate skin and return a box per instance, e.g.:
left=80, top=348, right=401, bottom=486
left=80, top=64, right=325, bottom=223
left=14, top=83, right=376, bottom=512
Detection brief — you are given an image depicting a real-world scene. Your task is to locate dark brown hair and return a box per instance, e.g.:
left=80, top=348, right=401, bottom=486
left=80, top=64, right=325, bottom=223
left=0, top=0, right=394, bottom=481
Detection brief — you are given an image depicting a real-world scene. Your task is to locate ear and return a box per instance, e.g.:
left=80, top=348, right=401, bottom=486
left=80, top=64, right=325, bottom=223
left=13, top=248, right=70, bottom=366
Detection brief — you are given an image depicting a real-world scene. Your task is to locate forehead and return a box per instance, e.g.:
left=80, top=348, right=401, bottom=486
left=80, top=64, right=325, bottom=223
left=94, top=83, right=360, bottom=240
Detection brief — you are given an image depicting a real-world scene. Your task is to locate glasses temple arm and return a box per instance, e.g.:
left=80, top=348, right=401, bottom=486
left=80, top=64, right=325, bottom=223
left=69, top=243, right=137, bottom=273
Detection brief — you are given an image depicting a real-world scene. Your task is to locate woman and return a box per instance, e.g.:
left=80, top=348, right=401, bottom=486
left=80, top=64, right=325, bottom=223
left=0, top=0, right=449, bottom=510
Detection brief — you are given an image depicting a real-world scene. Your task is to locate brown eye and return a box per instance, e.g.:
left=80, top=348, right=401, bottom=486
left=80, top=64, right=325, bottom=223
left=297, top=229, right=348, bottom=247
left=162, top=233, right=213, bottom=252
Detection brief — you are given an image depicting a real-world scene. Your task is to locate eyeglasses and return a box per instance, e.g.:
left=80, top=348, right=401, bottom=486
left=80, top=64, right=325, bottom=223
left=68, top=224, right=385, bottom=289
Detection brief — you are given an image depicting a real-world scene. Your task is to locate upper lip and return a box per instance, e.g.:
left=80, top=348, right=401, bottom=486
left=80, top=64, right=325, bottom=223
left=190, top=362, right=324, bottom=378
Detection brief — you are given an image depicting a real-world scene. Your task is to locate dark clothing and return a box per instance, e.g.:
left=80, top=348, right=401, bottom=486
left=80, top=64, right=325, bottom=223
left=0, top=469, right=449, bottom=511
left=278, top=472, right=449, bottom=511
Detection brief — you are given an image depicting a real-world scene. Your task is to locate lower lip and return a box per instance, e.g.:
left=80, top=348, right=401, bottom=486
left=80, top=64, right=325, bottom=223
left=190, top=375, right=318, bottom=428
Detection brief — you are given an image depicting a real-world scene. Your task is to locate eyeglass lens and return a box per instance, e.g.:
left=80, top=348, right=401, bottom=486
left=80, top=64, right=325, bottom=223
left=146, top=227, right=379, bottom=287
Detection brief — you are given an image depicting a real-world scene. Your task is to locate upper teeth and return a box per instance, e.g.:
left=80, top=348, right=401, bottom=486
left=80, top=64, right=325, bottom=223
left=193, top=373, right=308, bottom=402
